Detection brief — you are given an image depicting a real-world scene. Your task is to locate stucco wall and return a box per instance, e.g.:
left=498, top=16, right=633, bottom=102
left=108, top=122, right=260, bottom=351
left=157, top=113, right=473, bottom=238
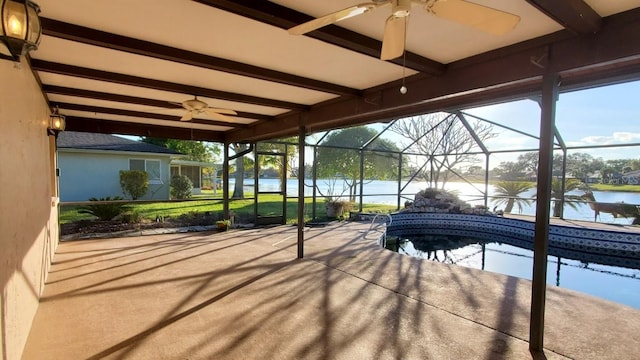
left=58, top=151, right=172, bottom=201
left=0, top=61, right=58, bottom=359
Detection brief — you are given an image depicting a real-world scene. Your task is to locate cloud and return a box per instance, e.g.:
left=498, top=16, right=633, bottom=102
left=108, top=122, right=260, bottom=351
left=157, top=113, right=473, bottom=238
left=569, top=132, right=640, bottom=146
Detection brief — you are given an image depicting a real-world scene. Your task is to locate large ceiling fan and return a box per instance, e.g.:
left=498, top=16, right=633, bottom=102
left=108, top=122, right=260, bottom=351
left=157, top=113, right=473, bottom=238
left=288, top=0, right=521, bottom=60
left=172, top=96, right=237, bottom=122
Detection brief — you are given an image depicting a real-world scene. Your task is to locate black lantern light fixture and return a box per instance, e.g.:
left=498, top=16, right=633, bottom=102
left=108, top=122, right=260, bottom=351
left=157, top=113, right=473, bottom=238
left=0, top=0, right=41, bottom=62
left=48, top=106, right=65, bottom=136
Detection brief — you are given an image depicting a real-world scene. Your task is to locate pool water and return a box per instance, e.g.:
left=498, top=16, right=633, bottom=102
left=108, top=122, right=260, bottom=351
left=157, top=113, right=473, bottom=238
left=384, top=233, right=640, bottom=309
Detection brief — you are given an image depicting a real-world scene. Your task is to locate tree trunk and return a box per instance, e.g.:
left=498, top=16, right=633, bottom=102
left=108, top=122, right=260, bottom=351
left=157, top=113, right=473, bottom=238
left=552, top=200, right=562, bottom=217
left=232, top=154, right=245, bottom=199
left=349, top=177, right=357, bottom=202
left=504, top=199, right=515, bottom=213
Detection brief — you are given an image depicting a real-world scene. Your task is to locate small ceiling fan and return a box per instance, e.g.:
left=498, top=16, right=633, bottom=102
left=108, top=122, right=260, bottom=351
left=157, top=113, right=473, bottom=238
left=172, top=96, right=237, bottom=122
left=288, top=0, right=521, bottom=60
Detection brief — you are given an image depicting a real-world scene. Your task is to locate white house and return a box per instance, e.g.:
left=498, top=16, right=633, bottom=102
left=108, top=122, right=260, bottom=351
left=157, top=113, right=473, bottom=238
left=622, top=170, right=640, bottom=185
left=57, top=131, right=181, bottom=201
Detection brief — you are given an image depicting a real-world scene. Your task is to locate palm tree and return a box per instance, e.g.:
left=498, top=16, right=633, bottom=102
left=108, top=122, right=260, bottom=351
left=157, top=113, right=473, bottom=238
left=492, top=181, right=534, bottom=213
left=538, top=178, right=586, bottom=217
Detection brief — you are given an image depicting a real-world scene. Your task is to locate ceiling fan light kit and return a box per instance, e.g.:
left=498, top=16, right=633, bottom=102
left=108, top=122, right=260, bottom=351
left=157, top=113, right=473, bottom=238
left=288, top=0, right=521, bottom=60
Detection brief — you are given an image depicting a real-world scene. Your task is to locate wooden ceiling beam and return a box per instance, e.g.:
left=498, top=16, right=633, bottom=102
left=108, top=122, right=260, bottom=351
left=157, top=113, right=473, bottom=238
left=525, top=0, right=601, bottom=34
left=31, top=59, right=308, bottom=111
left=50, top=102, right=244, bottom=128
left=41, top=18, right=360, bottom=97
left=42, top=85, right=273, bottom=122
left=194, top=0, right=446, bottom=75
left=64, top=116, right=224, bottom=142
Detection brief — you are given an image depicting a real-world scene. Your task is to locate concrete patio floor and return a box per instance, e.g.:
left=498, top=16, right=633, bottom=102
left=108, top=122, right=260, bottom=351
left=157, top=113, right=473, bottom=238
left=23, top=222, right=640, bottom=359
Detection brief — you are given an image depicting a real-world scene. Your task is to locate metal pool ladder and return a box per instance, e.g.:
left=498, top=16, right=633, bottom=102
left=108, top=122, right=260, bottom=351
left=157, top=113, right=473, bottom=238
left=368, top=213, right=392, bottom=248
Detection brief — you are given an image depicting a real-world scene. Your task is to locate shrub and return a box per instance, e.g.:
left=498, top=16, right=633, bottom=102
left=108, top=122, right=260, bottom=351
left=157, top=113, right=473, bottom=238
left=171, top=175, right=193, bottom=199
left=79, top=197, right=130, bottom=221
left=176, top=211, right=215, bottom=226
left=119, top=170, right=149, bottom=200
left=120, top=209, right=144, bottom=224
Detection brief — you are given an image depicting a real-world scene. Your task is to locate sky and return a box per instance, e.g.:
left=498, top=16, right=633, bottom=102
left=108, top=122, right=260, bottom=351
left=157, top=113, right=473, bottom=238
left=462, top=79, right=640, bottom=163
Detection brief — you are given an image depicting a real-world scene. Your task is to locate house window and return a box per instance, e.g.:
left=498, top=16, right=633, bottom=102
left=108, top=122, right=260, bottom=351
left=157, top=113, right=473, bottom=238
left=129, top=159, right=161, bottom=184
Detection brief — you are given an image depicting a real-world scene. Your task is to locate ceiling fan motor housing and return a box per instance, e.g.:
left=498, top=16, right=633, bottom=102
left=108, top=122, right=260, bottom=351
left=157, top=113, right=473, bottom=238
left=182, top=98, right=208, bottom=111
left=393, top=0, right=412, bottom=17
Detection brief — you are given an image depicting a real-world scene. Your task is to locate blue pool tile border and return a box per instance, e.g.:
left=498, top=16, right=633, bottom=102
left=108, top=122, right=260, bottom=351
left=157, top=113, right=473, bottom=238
left=387, top=213, right=640, bottom=268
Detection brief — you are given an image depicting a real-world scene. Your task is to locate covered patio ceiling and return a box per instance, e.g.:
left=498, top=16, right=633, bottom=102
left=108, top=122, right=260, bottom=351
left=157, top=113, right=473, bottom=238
left=31, top=0, right=640, bottom=143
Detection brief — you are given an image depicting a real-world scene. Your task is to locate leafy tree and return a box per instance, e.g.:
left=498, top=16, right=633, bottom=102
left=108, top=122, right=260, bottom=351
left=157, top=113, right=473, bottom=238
left=604, top=159, right=628, bottom=173
left=170, top=175, right=193, bottom=199
left=466, top=165, right=483, bottom=175
left=513, top=151, right=555, bottom=177
left=316, top=126, right=400, bottom=201
left=517, top=152, right=539, bottom=174
left=141, top=137, right=220, bottom=162
left=567, top=153, right=602, bottom=181
left=391, top=113, right=495, bottom=188
left=514, top=151, right=604, bottom=182
left=256, top=137, right=298, bottom=187
left=494, top=161, right=527, bottom=181
left=628, top=159, right=640, bottom=171
left=492, top=181, right=533, bottom=213
left=600, top=166, right=615, bottom=184
left=119, top=170, right=149, bottom=200
left=79, top=197, right=130, bottom=221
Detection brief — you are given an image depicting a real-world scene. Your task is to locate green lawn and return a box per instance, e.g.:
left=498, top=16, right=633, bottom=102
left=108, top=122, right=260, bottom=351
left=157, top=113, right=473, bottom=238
left=59, top=194, right=397, bottom=224
left=588, top=183, right=640, bottom=192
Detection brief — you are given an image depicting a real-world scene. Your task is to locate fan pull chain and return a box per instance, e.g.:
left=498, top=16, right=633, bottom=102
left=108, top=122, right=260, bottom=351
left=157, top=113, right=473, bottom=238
left=400, top=52, right=407, bottom=94
left=400, top=17, right=408, bottom=95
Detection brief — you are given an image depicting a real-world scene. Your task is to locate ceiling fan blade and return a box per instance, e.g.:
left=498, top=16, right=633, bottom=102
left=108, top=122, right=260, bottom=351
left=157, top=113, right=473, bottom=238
left=204, top=111, right=234, bottom=122
left=180, top=112, right=193, bottom=121
left=288, top=2, right=385, bottom=35
left=206, top=107, right=237, bottom=116
left=381, top=15, right=406, bottom=60
left=205, top=109, right=237, bottom=121
left=428, top=0, right=520, bottom=35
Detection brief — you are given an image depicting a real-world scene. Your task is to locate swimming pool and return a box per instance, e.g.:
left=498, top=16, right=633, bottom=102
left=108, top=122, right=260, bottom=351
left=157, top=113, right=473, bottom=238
left=384, top=229, right=640, bottom=309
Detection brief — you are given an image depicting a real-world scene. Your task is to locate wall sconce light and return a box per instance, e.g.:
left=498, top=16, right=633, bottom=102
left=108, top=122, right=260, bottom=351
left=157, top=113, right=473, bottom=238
left=48, top=107, right=65, bottom=136
left=0, top=0, right=41, bottom=62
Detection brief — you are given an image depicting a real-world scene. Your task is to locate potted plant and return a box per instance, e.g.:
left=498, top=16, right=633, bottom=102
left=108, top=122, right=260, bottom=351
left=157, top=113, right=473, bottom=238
left=314, top=177, right=353, bottom=219
left=325, top=198, right=353, bottom=219
left=216, top=219, right=231, bottom=231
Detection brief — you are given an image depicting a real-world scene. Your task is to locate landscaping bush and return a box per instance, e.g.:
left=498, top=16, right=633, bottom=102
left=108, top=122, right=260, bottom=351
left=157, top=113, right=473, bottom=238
left=176, top=211, right=216, bottom=226
left=171, top=174, right=193, bottom=199
left=79, top=197, right=130, bottom=221
left=120, top=209, right=144, bottom=224
left=119, top=170, right=149, bottom=200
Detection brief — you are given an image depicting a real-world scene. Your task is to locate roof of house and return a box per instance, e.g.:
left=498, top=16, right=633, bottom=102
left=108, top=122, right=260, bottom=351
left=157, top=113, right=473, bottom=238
left=57, top=131, right=181, bottom=155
